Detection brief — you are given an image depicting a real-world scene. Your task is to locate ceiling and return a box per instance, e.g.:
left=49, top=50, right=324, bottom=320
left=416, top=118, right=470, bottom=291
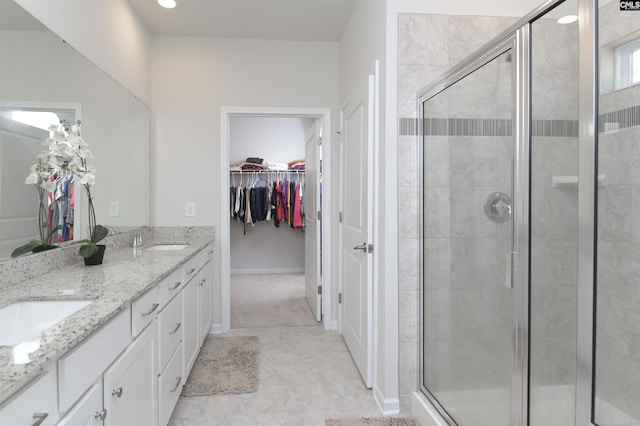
left=127, top=0, right=358, bottom=42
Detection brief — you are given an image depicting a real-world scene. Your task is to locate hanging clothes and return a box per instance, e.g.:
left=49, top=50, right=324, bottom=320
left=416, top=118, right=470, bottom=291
left=229, top=170, right=306, bottom=234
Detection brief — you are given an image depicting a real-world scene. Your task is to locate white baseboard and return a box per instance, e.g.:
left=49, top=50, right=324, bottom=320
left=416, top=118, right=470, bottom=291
left=374, top=386, right=400, bottom=416
left=411, top=391, right=447, bottom=426
left=230, top=268, right=305, bottom=275
left=209, top=323, right=225, bottom=335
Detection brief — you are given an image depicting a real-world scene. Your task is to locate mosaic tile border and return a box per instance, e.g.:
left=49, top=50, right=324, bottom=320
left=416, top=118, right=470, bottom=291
left=599, top=104, right=640, bottom=132
left=400, top=117, right=578, bottom=137
left=401, top=104, right=639, bottom=137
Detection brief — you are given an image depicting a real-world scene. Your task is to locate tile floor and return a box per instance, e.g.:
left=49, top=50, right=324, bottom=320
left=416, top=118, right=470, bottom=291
left=169, top=274, right=389, bottom=425
left=168, top=326, right=383, bottom=425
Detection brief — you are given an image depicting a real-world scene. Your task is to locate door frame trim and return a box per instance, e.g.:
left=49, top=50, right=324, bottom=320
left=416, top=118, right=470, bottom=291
left=219, top=106, right=333, bottom=332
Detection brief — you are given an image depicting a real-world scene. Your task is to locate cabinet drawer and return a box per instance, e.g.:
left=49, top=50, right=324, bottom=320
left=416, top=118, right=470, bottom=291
left=0, top=368, right=58, bottom=426
left=159, top=267, right=184, bottom=308
left=158, top=346, right=183, bottom=426
left=58, top=308, right=130, bottom=412
left=56, top=381, right=103, bottom=426
left=131, top=286, right=159, bottom=337
left=184, top=245, right=211, bottom=280
left=157, top=292, right=183, bottom=373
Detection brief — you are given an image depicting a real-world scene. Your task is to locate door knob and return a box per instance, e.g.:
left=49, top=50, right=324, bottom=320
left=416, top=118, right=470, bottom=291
left=353, top=243, right=373, bottom=253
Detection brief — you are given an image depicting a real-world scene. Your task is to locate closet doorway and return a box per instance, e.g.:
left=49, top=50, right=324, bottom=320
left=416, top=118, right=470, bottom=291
left=220, top=107, right=332, bottom=332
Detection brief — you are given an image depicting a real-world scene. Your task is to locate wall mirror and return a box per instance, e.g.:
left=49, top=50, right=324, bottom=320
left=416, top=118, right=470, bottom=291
left=0, top=0, right=150, bottom=260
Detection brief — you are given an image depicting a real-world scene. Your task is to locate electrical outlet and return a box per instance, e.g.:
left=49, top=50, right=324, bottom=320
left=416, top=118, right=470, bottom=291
left=185, top=202, right=196, bottom=217
left=109, top=202, right=120, bottom=217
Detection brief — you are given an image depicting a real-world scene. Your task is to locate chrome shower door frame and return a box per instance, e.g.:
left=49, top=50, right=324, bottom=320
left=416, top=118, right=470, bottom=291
left=417, top=29, right=531, bottom=425
left=418, top=0, right=599, bottom=424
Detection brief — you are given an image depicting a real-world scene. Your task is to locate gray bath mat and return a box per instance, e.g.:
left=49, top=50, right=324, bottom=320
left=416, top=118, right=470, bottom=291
left=181, top=335, right=259, bottom=396
left=325, top=418, right=418, bottom=426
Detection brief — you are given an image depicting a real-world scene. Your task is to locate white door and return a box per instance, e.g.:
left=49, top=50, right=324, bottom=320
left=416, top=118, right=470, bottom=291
left=340, top=76, right=374, bottom=387
left=304, top=122, right=322, bottom=321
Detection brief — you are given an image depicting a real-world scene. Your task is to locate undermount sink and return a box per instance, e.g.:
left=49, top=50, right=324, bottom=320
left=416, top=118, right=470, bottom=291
left=0, top=300, right=92, bottom=346
left=145, top=244, right=189, bottom=251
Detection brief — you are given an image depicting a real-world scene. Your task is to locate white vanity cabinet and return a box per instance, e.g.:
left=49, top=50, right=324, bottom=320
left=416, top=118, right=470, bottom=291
left=0, top=369, right=59, bottom=426
left=103, top=321, right=157, bottom=426
left=0, top=240, right=215, bottom=426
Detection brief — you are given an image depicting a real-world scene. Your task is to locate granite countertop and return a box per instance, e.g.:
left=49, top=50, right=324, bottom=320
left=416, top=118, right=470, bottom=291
left=0, top=236, right=214, bottom=406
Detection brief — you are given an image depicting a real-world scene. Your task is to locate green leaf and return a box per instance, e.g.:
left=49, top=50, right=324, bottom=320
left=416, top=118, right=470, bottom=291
left=91, top=225, right=109, bottom=243
left=79, top=244, right=98, bottom=258
left=46, top=225, right=62, bottom=240
left=11, top=240, right=43, bottom=258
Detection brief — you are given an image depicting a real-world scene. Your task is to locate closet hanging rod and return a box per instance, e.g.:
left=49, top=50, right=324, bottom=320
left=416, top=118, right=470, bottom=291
left=229, top=169, right=304, bottom=173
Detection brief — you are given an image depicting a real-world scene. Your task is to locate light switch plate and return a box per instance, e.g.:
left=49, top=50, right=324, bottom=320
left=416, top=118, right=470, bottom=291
left=109, top=202, right=120, bottom=217
left=185, top=202, right=196, bottom=217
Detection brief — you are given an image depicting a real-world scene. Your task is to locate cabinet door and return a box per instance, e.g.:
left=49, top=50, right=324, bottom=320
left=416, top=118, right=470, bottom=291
left=197, top=260, right=213, bottom=346
left=182, top=278, right=199, bottom=381
left=57, top=382, right=104, bottom=426
left=103, top=320, right=157, bottom=426
left=0, top=369, right=58, bottom=426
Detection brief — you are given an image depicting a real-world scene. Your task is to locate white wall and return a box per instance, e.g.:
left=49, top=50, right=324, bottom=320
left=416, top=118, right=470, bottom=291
left=14, top=0, right=151, bottom=104
left=150, top=36, right=339, bottom=329
left=229, top=116, right=306, bottom=273
left=229, top=116, right=306, bottom=165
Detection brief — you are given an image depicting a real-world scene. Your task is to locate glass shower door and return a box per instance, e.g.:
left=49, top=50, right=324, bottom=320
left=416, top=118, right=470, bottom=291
left=421, top=46, right=516, bottom=426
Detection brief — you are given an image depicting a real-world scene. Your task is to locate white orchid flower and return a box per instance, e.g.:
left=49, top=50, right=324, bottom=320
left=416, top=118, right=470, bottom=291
left=78, top=171, right=96, bottom=186
left=25, top=171, right=39, bottom=184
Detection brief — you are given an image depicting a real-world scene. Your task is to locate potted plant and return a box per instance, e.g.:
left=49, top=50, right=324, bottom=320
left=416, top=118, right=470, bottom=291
left=77, top=224, right=109, bottom=265
left=44, top=120, right=105, bottom=264
left=10, top=225, right=62, bottom=258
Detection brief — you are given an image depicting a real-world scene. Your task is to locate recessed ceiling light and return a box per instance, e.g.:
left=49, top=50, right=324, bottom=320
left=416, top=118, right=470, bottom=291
left=158, top=0, right=178, bottom=8
left=557, top=15, right=578, bottom=24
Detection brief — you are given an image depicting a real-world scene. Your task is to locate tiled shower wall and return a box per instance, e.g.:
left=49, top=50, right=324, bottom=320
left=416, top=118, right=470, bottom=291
left=397, top=13, right=517, bottom=408
left=594, top=1, right=640, bottom=422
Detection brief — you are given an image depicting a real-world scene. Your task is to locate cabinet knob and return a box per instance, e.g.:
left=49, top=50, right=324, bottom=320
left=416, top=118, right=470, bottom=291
left=31, top=413, right=48, bottom=426
left=187, top=267, right=196, bottom=275
left=94, top=409, right=108, bottom=421
left=112, top=387, right=124, bottom=398
left=169, top=281, right=181, bottom=291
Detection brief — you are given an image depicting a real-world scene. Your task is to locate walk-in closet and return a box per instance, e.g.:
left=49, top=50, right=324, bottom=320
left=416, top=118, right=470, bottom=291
left=228, top=115, right=322, bottom=328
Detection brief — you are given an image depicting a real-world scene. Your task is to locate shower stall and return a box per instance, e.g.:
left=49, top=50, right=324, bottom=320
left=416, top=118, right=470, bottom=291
left=418, top=0, right=640, bottom=424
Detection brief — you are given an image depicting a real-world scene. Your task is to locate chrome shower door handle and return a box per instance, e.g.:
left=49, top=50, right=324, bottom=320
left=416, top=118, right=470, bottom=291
left=506, top=251, right=516, bottom=289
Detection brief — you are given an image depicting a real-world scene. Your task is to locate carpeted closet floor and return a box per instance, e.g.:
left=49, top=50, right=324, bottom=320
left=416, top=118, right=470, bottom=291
left=168, top=274, right=412, bottom=425
left=230, top=273, right=320, bottom=328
